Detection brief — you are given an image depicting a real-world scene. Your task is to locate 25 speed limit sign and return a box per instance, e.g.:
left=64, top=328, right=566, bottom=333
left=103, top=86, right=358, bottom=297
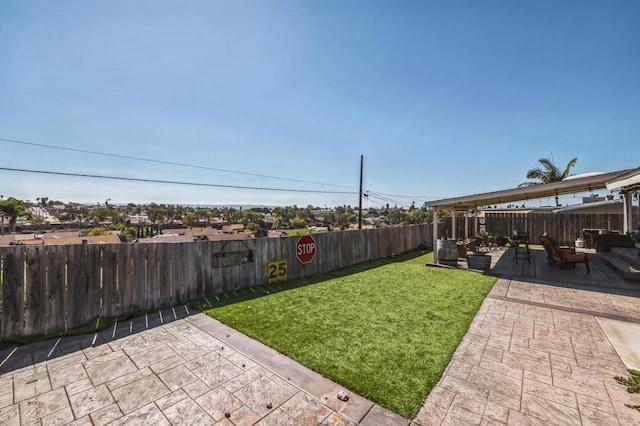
left=267, top=260, right=288, bottom=284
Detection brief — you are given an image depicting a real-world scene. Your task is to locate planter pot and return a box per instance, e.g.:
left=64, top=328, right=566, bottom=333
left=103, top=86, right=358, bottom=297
left=437, top=239, right=458, bottom=262
left=466, top=254, right=491, bottom=271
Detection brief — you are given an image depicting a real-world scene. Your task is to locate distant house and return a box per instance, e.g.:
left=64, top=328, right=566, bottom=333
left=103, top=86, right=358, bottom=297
left=222, top=224, right=244, bottom=233
left=45, top=235, right=122, bottom=245
left=12, top=234, right=122, bottom=245
left=136, top=234, right=195, bottom=244
left=125, top=214, right=149, bottom=225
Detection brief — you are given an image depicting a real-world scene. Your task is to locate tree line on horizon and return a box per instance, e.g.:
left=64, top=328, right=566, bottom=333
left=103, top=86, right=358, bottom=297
left=1, top=156, right=577, bottom=236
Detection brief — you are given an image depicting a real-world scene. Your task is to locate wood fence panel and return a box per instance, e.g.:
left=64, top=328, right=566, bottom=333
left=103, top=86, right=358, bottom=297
left=392, top=226, right=402, bottom=254
left=1, top=247, right=24, bottom=338
left=24, top=246, right=46, bottom=336
left=101, top=244, right=118, bottom=318
left=240, top=241, right=253, bottom=290
left=324, top=231, right=336, bottom=275
left=66, top=245, right=88, bottom=330
left=319, top=232, right=331, bottom=273
left=220, top=241, right=235, bottom=293
left=182, top=243, right=196, bottom=303
left=401, top=227, right=409, bottom=252
left=284, top=237, right=298, bottom=279
left=377, top=228, right=386, bottom=258
left=117, top=245, right=134, bottom=315
left=483, top=212, right=627, bottom=245
left=253, top=238, right=265, bottom=286
left=338, top=232, right=350, bottom=270
left=380, top=228, right=389, bottom=256
left=87, top=246, right=102, bottom=324
left=355, top=231, right=365, bottom=265
left=45, top=246, right=66, bottom=334
left=193, top=242, right=206, bottom=298
left=379, top=228, right=386, bottom=256
left=172, top=243, right=185, bottom=305
left=146, top=244, right=160, bottom=309
left=315, top=232, right=326, bottom=276
left=382, top=227, right=390, bottom=255
left=194, top=242, right=205, bottom=300
left=202, top=241, right=216, bottom=295
left=131, top=244, right=146, bottom=310
left=367, top=228, right=376, bottom=258
left=158, top=243, right=173, bottom=307
left=358, top=230, right=367, bottom=264
left=210, top=242, right=223, bottom=295
left=407, top=226, right=416, bottom=251
left=1, top=226, right=443, bottom=340
left=175, top=244, right=185, bottom=301
left=329, top=231, right=341, bottom=272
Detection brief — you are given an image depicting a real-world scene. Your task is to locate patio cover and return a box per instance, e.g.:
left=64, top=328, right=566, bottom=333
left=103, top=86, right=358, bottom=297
left=606, top=167, right=640, bottom=234
left=606, top=167, right=640, bottom=192
left=552, top=199, right=623, bottom=214
left=424, top=169, right=630, bottom=210
left=424, top=168, right=634, bottom=263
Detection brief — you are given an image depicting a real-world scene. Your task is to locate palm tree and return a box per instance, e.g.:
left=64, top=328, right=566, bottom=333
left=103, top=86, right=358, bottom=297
left=519, top=156, right=577, bottom=206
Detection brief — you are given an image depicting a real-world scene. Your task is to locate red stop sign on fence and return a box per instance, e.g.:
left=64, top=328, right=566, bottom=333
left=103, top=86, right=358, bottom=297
left=296, top=234, right=317, bottom=264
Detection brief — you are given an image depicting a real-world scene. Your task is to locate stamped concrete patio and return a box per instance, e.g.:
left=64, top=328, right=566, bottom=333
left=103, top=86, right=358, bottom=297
left=0, top=306, right=403, bottom=425
left=1, top=246, right=639, bottom=425
left=416, top=247, right=640, bottom=425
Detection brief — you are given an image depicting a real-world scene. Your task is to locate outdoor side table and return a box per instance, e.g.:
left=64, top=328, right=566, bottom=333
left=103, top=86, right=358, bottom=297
left=512, top=239, right=531, bottom=263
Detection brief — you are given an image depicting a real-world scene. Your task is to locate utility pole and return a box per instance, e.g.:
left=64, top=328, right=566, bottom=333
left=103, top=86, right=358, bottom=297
left=358, top=155, right=363, bottom=230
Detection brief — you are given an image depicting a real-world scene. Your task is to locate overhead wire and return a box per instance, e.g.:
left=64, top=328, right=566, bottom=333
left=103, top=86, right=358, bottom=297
left=1, top=136, right=449, bottom=204
left=365, top=193, right=412, bottom=208
left=0, top=167, right=359, bottom=194
left=366, top=190, right=445, bottom=201
left=0, top=137, right=358, bottom=190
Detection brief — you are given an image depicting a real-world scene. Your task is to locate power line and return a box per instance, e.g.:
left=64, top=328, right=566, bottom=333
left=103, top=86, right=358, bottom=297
left=0, top=167, right=359, bottom=194
left=0, top=137, right=358, bottom=190
left=366, top=193, right=412, bottom=208
left=1, top=137, right=451, bottom=201
left=367, top=190, right=445, bottom=201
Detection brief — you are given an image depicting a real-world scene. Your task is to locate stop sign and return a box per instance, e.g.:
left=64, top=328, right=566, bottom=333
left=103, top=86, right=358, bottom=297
left=296, top=234, right=317, bottom=264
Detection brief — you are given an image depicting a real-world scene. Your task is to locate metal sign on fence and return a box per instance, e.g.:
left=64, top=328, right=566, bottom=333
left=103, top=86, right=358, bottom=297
left=296, top=234, right=316, bottom=264
left=267, top=260, right=288, bottom=284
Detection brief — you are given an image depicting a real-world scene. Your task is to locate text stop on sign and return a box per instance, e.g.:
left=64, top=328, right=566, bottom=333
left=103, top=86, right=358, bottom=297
left=296, top=234, right=317, bottom=264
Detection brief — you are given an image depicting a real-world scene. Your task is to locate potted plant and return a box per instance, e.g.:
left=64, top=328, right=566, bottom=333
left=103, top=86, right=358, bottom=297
left=466, top=252, right=491, bottom=271
left=466, top=232, right=492, bottom=270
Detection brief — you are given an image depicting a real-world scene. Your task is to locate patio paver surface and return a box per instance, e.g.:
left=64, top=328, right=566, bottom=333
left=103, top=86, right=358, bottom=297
left=414, top=269, right=640, bottom=425
left=0, top=308, right=405, bottom=425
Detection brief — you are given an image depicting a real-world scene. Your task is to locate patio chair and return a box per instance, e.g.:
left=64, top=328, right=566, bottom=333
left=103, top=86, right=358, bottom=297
left=540, top=234, right=589, bottom=273
left=456, top=237, right=482, bottom=257
left=465, top=237, right=483, bottom=253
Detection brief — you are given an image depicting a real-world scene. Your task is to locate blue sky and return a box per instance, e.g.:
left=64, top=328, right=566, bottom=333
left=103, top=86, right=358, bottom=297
left=1, top=1, right=639, bottom=208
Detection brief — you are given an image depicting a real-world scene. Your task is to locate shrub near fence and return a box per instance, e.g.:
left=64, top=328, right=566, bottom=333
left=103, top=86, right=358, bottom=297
left=0, top=225, right=430, bottom=341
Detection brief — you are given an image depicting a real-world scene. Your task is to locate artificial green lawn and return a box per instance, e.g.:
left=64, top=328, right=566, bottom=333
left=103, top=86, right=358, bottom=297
left=202, top=251, right=496, bottom=418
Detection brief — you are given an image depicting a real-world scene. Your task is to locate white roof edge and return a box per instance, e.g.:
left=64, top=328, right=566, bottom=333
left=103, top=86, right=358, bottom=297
left=606, top=168, right=640, bottom=190
left=425, top=169, right=632, bottom=209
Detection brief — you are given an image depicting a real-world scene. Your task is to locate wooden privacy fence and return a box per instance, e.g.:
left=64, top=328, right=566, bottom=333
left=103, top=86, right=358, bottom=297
left=483, top=212, right=628, bottom=245
left=446, top=212, right=637, bottom=244
left=0, top=225, right=430, bottom=340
